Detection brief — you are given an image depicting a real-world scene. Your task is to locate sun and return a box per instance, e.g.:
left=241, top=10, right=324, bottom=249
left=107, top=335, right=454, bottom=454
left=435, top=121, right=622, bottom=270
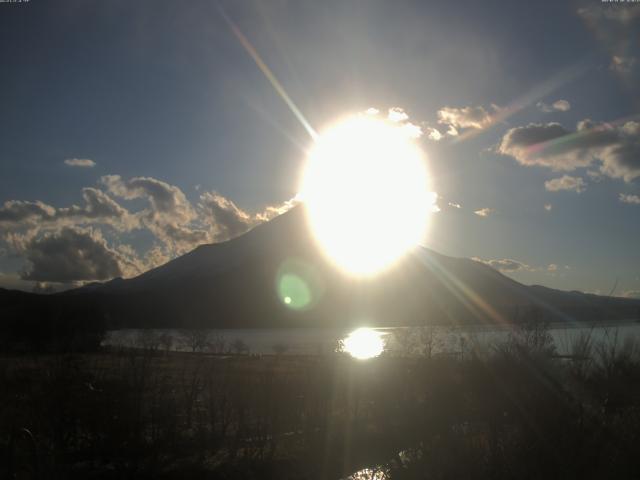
left=300, top=114, right=433, bottom=276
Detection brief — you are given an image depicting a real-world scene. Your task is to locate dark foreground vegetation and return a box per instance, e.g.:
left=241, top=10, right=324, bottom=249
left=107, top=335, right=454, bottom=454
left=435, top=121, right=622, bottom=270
left=3, top=322, right=640, bottom=479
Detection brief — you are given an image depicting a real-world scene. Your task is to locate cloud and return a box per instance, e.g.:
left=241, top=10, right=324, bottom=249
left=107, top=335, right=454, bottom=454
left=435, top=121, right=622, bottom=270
left=385, top=107, right=423, bottom=139
left=365, top=107, right=425, bottom=139
left=545, top=175, right=587, bottom=193
left=544, top=203, right=553, bottom=211
left=20, top=227, right=125, bottom=283
left=587, top=170, right=605, bottom=182
left=578, top=6, right=640, bottom=75
left=64, top=158, right=96, bottom=168
left=446, top=125, right=459, bottom=137
left=198, top=192, right=253, bottom=240
left=537, top=99, right=571, bottom=113
left=1, top=174, right=298, bottom=288
left=100, top=175, right=206, bottom=254
left=388, top=107, right=409, bottom=123
left=623, top=290, right=640, bottom=299
left=0, top=200, right=56, bottom=227
left=610, top=55, right=637, bottom=73
left=0, top=272, right=38, bottom=291
left=0, top=188, right=135, bottom=232
left=401, top=122, right=423, bottom=139
left=473, top=257, right=563, bottom=275
left=620, top=193, right=640, bottom=204
left=255, top=196, right=300, bottom=222
left=199, top=192, right=299, bottom=239
left=101, top=175, right=193, bottom=219
left=101, top=174, right=299, bottom=253
left=474, top=207, right=494, bottom=217
left=473, top=257, right=532, bottom=272
left=578, top=6, right=640, bottom=25
left=425, top=127, right=443, bottom=141
left=498, top=120, right=640, bottom=181
left=437, top=105, right=495, bottom=130
left=448, top=202, right=461, bottom=209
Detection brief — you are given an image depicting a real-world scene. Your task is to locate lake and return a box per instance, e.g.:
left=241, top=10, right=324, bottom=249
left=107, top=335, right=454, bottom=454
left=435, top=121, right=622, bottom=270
left=103, top=320, right=640, bottom=358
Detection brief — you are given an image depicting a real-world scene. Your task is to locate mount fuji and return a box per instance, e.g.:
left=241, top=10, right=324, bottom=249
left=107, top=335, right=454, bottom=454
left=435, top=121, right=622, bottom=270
left=2, top=206, right=639, bottom=329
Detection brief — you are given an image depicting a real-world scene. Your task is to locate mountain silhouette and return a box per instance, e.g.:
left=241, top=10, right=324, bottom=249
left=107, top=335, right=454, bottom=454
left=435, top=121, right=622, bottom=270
left=2, top=206, right=639, bottom=330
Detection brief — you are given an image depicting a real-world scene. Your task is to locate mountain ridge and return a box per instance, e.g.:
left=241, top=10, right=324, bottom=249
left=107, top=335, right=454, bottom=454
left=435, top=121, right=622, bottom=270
left=3, top=206, right=639, bottom=329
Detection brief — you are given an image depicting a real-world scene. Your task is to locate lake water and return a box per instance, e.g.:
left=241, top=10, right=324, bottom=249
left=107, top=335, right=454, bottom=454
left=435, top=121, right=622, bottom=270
left=103, top=320, right=640, bottom=358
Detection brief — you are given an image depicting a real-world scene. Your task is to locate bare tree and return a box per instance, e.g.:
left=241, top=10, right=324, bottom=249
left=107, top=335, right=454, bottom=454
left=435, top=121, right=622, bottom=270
left=181, top=329, right=209, bottom=353
left=134, top=330, right=161, bottom=353
left=159, top=331, right=174, bottom=354
left=272, top=343, right=289, bottom=356
left=207, top=333, right=226, bottom=354
left=230, top=338, right=249, bottom=355
left=393, top=325, right=442, bottom=358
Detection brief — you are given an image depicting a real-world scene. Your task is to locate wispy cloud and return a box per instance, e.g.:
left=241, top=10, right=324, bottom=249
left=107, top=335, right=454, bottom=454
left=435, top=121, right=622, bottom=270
left=64, top=158, right=96, bottom=168
left=473, top=257, right=533, bottom=273
left=474, top=207, right=494, bottom=217
left=537, top=99, right=571, bottom=113
left=610, top=55, right=637, bottom=73
left=545, top=175, right=587, bottom=193
left=474, top=257, right=565, bottom=275
left=578, top=6, right=640, bottom=75
left=619, top=193, right=640, bottom=204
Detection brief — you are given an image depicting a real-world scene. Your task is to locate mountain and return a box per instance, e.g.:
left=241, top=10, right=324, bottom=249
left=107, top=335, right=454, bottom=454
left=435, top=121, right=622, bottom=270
left=3, top=206, right=640, bottom=330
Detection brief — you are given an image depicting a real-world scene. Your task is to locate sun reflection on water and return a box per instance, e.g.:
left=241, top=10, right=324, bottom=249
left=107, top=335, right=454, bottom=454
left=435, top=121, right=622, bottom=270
left=343, top=467, right=388, bottom=480
left=340, top=328, right=386, bottom=360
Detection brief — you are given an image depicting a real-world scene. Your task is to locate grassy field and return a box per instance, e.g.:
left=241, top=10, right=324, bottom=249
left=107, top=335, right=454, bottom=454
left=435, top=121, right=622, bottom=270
left=3, top=325, right=640, bottom=479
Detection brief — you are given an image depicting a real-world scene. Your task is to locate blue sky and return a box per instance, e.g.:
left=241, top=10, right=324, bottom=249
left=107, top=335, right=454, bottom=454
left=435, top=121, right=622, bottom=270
left=0, top=0, right=639, bottom=296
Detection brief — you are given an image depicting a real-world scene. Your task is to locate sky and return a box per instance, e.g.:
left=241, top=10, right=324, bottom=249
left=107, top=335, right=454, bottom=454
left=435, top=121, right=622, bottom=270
left=0, top=0, right=639, bottom=297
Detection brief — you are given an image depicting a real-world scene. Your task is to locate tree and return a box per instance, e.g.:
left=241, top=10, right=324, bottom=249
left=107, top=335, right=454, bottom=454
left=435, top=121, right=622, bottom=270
left=230, top=338, right=249, bottom=355
left=181, top=329, right=209, bottom=353
left=272, top=343, right=289, bottom=355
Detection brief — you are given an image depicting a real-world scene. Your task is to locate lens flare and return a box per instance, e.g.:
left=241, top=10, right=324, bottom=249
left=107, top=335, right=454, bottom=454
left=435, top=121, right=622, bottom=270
left=276, top=259, right=324, bottom=311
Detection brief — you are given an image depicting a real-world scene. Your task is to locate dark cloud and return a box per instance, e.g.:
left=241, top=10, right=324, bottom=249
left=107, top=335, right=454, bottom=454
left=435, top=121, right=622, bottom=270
left=21, top=228, right=123, bottom=283
left=499, top=120, right=640, bottom=181
left=0, top=188, right=134, bottom=231
left=0, top=200, right=56, bottom=227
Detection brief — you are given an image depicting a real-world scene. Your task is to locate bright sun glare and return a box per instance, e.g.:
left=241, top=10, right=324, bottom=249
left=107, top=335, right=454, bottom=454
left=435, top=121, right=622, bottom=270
left=342, top=328, right=386, bottom=360
left=300, top=114, right=432, bottom=276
